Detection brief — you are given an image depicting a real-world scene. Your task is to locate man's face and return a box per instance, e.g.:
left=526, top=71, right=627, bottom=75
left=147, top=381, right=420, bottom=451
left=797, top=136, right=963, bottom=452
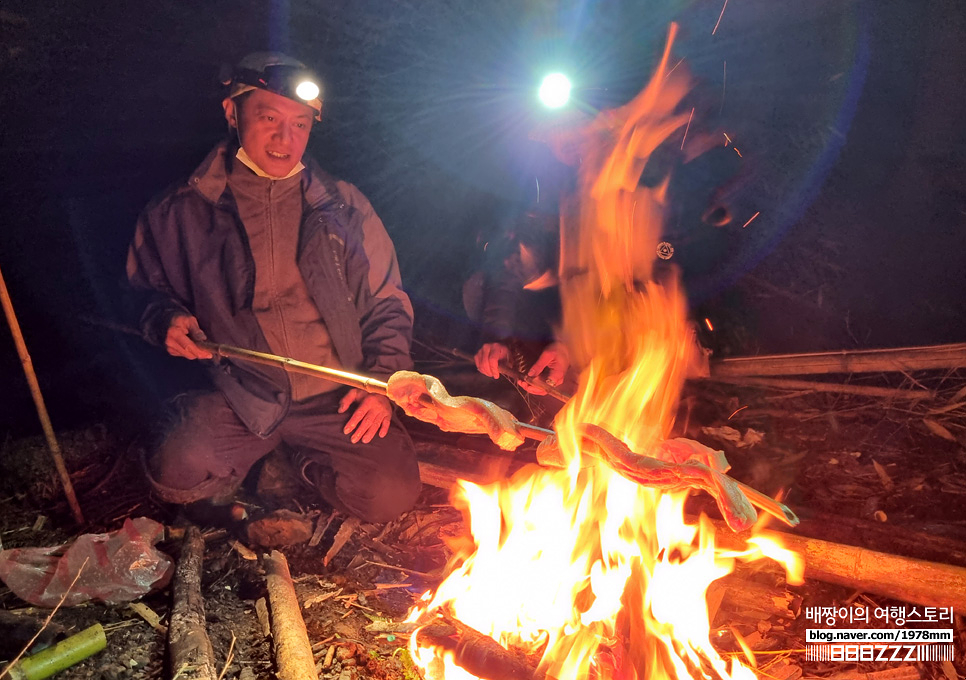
left=223, top=88, right=316, bottom=177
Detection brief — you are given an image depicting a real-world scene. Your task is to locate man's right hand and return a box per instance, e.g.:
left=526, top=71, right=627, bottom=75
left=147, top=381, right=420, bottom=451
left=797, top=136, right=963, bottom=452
left=165, top=314, right=213, bottom=360
left=474, top=342, right=510, bottom=379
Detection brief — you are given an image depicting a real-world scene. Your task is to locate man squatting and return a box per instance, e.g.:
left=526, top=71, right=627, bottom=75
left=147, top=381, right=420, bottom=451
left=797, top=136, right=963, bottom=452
left=126, top=52, right=422, bottom=523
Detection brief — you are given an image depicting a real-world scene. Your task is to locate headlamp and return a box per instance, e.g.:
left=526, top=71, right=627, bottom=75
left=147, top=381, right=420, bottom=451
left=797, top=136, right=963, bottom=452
left=229, top=64, right=324, bottom=119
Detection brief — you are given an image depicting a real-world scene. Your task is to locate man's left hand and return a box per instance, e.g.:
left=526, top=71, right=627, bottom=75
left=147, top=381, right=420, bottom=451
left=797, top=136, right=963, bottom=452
left=339, top=389, right=393, bottom=444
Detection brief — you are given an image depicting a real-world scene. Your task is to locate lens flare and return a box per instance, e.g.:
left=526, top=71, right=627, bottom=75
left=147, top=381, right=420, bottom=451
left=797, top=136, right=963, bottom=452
left=539, top=73, right=572, bottom=109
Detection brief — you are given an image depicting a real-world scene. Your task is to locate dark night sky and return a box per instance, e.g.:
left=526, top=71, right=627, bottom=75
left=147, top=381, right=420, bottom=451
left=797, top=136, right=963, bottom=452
left=1, top=0, right=965, bottom=436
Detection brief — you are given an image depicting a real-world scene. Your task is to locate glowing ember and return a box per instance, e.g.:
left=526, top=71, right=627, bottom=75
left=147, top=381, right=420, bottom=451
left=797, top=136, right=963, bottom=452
left=408, top=25, right=801, bottom=680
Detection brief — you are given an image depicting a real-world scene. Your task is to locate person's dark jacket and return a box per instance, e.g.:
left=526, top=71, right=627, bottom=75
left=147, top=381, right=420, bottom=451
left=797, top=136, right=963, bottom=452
left=126, top=141, right=413, bottom=437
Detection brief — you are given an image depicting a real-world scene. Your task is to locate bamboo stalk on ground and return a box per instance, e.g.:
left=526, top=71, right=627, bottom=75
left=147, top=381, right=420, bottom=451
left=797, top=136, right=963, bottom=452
left=716, top=376, right=935, bottom=400
left=168, top=525, right=217, bottom=680
left=3, top=624, right=106, bottom=680
left=263, top=550, right=318, bottom=680
left=709, top=343, right=966, bottom=378
left=0, top=266, right=84, bottom=525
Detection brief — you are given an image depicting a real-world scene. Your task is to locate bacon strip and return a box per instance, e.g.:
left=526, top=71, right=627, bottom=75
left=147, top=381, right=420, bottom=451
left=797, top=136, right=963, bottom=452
left=386, top=371, right=525, bottom=451
left=581, top=425, right=757, bottom=531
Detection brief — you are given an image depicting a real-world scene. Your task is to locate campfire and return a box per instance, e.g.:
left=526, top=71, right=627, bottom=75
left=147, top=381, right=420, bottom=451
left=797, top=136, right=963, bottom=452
left=404, top=26, right=802, bottom=680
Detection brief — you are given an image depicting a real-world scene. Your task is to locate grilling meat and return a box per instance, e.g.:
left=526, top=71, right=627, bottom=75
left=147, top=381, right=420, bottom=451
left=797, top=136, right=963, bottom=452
left=386, top=371, right=525, bottom=450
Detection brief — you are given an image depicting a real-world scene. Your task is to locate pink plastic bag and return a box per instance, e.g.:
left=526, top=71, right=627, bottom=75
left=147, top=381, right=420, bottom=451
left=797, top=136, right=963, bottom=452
left=0, top=517, right=174, bottom=607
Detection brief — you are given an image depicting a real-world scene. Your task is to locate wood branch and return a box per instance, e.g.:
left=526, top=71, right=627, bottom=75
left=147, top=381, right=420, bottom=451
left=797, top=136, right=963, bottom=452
left=415, top=616, right=538, bottom=680
left=263, top=550, right=318, bottom=680
left=417, top=460, right=510, bottom=489
left=709, top=343, right=966, bottom=378
left=712, top=522, right=966, bottom=613
left=168, top=525, right=217, bottom=680
left=707, top=574, right=800, bottom=625
left=792, top=511, right=966, bottom=568
left=323, top=516, right=360, bottom=567
left=714, top=376, right=935, bottom=400
left=0, top=265, right=84, bottom=525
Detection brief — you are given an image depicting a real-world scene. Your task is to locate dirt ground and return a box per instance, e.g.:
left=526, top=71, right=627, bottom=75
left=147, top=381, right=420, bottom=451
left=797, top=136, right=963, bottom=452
left=1, top=368, right=965, bottom=680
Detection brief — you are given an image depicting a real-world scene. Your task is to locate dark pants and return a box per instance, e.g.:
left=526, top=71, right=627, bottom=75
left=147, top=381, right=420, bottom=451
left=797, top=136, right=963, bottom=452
left=147, top=390, right=422, bottom=523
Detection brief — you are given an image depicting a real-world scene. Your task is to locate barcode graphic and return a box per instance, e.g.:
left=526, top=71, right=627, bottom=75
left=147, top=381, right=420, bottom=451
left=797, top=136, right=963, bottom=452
left=806, top=644, right=954, bottom=662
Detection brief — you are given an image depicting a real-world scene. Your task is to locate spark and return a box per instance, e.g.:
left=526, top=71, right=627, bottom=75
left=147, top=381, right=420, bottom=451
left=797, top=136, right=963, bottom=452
left=712, top=0, right=730, bottom=35
left=723, top=132, right=732, bottom=146
left=665, top=57, right=685, bottom=80
left=741, top=211, right=760, bottom=228
left=734, top=147, right=743, bottom=157
left=681, top=107, right=695, bottom=150
left=728, top=405, right=749, bottom=420
left=703, top=317, right=714, bottom=331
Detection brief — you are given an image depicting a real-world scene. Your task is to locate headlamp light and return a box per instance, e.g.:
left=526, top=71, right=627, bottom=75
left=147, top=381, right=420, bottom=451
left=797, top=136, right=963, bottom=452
left=538, top=73, right=572, bottom=109
left=230, top=64, right=324, bottom=119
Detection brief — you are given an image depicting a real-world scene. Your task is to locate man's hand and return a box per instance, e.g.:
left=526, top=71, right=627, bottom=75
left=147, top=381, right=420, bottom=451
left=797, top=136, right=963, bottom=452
left=521, top=342, right=570, bottom=395
left=165, top=314, right=213, bottom=360
left=339, top=389, right=392, bottom=444
left=474, top=342, right=510, bottom=379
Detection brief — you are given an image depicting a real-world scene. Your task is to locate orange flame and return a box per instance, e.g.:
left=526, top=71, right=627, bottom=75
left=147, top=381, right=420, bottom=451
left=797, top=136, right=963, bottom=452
left=409, top=25, right=799, bottom=680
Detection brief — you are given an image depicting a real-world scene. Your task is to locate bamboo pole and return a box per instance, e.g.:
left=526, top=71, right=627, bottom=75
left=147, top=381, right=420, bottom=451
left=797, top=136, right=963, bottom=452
left=196, top=341, right=554, bottom=443
left=197, top=341, right=390, bottom=394
left=263, top=550, right=318, bottom=680
left=4, top=623, right=106, bottom=680
left=709, top=343, right=966, bottom=379
left=715, top=376, right=935, bottom=400
left=197, top=341, right=793, bottom=525
left=0, top=266, right=84, bottom=525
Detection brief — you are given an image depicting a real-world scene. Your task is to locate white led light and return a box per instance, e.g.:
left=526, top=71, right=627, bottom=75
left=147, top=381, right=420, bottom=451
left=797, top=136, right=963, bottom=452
left=295, top=80, right=320, bottom=101
left=538, top=73, right=572, bottom=109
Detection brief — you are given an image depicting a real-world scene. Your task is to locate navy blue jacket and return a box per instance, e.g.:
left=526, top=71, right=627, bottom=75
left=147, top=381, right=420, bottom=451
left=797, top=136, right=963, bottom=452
left=126, top=142, right=413, bottom=436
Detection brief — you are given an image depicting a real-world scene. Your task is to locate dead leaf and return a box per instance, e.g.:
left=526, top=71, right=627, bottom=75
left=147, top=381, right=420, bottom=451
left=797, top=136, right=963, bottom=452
left=941, top=659, right=957, bottom=680
left=871, top=459, right=894, bottom=490
left=923, top=418, right=957, bottom=442
left=948, top=384, right=966, bottom=404
left=128, top=602, right=167, bottom=634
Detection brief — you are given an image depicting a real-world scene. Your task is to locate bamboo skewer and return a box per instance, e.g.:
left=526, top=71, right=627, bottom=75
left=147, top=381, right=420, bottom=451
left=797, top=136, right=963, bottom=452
left=197, top=341, right=553, bottom=442
left=448, top=347, right=572, bottom=403
left=199, top=341, right=795, bottom=527
left=0, top=265, right=84, bottom=525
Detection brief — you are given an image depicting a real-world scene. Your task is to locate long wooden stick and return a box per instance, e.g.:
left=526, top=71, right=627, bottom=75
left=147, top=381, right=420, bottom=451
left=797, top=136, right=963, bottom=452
left=709, top=343, right=966, bottom=378
left=0, top=266, right=84, bottom=524
left=263, top=550, right=318, bottom=680
left=168, top=525, right=217, bottom=680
